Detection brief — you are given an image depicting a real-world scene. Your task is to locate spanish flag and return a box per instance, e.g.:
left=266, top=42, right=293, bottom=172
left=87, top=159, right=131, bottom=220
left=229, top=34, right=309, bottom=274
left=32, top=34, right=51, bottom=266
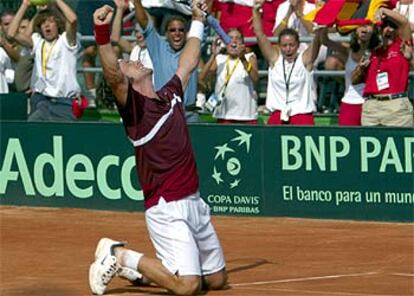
left=303, top=0, right=398, bottom=34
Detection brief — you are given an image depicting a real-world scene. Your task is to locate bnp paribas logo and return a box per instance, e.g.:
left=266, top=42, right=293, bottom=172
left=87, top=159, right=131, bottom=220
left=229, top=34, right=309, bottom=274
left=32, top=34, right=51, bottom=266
left=211, top=129, right=252, bottom=189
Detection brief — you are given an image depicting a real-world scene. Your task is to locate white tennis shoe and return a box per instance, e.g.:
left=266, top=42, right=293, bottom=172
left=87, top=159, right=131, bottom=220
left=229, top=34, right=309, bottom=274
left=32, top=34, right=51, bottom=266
left=89, top=238, right=125, bottom=295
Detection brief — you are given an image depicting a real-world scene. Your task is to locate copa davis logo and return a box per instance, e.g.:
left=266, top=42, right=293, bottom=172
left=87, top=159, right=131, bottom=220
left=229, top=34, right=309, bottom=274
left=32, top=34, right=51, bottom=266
left=206, top=129, right=261, bottom=215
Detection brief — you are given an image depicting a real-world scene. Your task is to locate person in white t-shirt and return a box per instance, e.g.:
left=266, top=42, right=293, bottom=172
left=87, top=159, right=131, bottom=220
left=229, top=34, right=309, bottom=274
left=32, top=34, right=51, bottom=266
left=253, top=0, right=323, bottom=125
left=8, top=0, right=81, bottom=121
left=0, top=44, right=14, bottom=94
left=199, top=28, right=259, bottom=123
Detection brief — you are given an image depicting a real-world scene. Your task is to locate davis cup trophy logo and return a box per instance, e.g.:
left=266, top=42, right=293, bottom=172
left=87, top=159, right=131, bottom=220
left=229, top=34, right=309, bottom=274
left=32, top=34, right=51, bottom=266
left=211, top=129, right=252, bottom=189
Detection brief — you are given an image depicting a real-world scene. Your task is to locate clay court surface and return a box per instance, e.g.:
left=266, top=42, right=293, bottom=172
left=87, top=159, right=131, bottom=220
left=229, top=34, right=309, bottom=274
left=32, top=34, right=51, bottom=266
left=0, top=206, right=413, bottom=296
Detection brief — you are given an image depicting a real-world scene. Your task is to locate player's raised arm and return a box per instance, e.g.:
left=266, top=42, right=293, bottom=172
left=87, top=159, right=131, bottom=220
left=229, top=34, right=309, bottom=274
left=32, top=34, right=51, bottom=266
left=94, top=5, right=128, bottom=107
left=176, top=0, right=207, bottom=90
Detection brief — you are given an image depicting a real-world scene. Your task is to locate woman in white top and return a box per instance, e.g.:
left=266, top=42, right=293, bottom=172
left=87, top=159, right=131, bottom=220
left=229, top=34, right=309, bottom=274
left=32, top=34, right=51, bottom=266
left=252, top=0, right=323, bottom=125
left=199, top=28, right=259, bottom=124
left=320, top=25, right=377, bottom=126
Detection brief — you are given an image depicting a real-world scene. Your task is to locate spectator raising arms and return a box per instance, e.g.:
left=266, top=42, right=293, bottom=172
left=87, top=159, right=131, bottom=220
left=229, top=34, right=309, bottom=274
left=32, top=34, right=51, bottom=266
left=252, top=0, right=323, bottom=125
left=134, top=0, right=200, bottom=123
left=199, top=29, right=259, bottom=124
left=0, top=35, right=14, bottom=94
left=321, top=25, right=378, bottom=126
left=88, top=1, right=227, bottom=295
left=8, top=0, right=81, bottom=121
left=352, top=8, right=413, bottom=127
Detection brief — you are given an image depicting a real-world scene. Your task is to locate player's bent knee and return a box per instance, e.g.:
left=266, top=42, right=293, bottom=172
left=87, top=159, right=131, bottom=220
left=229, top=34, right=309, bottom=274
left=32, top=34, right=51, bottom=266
left=203, top=269, right=228, bottom=290
left=174, top=276, right=201, bottom=296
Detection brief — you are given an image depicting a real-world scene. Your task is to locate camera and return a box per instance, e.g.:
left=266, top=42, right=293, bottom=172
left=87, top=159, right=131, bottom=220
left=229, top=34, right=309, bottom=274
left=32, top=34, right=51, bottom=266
left=216, top=39, right=227, bottom=54
left=204, top=93, right=222, bottom=112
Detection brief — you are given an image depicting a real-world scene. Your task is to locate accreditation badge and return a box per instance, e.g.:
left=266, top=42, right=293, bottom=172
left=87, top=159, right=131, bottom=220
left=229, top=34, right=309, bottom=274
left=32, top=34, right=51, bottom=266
left=376, top=72, right=389, bottom=91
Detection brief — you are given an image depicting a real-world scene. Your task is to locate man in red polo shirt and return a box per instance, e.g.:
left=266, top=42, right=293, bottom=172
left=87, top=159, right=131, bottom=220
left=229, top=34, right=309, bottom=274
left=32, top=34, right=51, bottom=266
left=352, top=8, right=413, bottom=127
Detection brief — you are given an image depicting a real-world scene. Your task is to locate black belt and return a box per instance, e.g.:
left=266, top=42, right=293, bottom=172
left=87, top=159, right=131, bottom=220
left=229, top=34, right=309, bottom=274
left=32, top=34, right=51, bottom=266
left=367, top=92, right=407, bottom=101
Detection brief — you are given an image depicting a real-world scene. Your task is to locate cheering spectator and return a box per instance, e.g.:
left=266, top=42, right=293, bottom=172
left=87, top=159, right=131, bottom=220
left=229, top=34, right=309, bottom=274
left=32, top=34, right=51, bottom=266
left=134, top=0, right=200, bottom=123
left=213, top=0, right=282, bottom=48
left=321, top=25, right=378, bottom=126
left=8, top=0, right=82, bottom=121
left=199, top=29, right=259, bottom=123
left=139, top=0, right=193, bottom=34
left=0, top=36, right=14, bottom=93
left=0, top=10, right=21, bottom=64
left=253, top=0, right=323, bottom=125
left=272, top=0, right=314, bottom=40
left=352, top=8, right=413, bottom=127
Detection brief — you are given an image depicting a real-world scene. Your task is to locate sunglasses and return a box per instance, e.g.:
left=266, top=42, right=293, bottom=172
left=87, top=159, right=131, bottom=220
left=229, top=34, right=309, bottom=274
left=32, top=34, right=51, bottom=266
left=168, top=28, right=185, bottom=33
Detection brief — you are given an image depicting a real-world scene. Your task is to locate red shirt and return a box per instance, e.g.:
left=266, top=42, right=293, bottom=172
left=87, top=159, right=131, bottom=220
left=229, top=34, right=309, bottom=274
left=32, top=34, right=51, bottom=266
left=363, top=37, right=410, bottom=96
left=117, top=75, right=199, bottom=209
left=213, top=1, right=283, bottom=46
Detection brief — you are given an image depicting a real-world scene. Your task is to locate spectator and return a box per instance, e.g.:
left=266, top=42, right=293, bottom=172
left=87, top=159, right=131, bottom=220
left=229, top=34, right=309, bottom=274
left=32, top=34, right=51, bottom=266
left=252, top=0, right=323, bottom=125
left=272, top=0, right=314, bottom=41
left=134, top=0, right=200, bottom=123
left=199, top=29, right=259, bottom=123
left=321, top=25, right=378, bottom=126
left=394, top=0, right=414, bottom=99
left=8, top=0, right=82, bottom=121
left=212, top=0, right=281, bottom=48
left=140, top=0, right=192, bottom=34
left=0, top=36, right=14, bottom=93
left=0, top=9, right=21, bottom=64
left=352, top=8, right=413, bottom=127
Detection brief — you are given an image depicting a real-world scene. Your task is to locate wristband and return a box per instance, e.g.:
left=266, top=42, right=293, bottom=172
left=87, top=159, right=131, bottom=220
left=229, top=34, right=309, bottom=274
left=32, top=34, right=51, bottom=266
left=94, top=24, right=111, bottom=45
left=187, top=20, right=204, bottom=41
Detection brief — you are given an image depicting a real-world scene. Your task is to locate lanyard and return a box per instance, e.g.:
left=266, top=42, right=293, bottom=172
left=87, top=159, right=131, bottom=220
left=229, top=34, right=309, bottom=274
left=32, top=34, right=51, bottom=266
left=224, top=56, right=240, bottom=87
left=216, top=56, right=240, bottom=97
left=283, top=56, right=297, bottom=103
left=41, top=39, right=57, bottom=77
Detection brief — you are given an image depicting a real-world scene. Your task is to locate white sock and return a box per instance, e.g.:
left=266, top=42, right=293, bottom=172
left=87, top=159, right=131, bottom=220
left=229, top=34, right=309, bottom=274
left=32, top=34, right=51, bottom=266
left=119, top=249, right=144, bottom=271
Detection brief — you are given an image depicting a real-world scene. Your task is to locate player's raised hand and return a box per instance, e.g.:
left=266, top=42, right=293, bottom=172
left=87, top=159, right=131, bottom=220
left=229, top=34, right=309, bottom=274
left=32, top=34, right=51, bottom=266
left=192, top=0, right=207, bottom=20
left=93, top=5, right=114, bottom=26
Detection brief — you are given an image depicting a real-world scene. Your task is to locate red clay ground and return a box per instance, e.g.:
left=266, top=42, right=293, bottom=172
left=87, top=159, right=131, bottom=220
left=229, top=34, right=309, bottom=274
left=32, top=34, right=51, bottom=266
left=0, top=206, right=413, bottom=296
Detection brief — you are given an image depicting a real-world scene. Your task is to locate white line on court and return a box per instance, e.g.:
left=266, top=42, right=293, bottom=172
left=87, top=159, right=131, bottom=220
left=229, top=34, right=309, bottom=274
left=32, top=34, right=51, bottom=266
left=391, top=273, right=414, bottom=277
left=230, top=271, right=379, bottom=287
left=232, top=286, right=401, bottom=296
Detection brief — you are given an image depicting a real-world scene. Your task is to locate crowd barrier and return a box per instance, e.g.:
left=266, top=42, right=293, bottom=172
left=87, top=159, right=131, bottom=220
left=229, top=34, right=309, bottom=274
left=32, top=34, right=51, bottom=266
left=1, top=121, right=413, bottom=222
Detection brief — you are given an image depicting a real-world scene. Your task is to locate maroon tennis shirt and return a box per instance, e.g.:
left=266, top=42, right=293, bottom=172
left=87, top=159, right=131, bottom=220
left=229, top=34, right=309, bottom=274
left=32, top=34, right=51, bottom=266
left=117, top=75, right=199, bottom=209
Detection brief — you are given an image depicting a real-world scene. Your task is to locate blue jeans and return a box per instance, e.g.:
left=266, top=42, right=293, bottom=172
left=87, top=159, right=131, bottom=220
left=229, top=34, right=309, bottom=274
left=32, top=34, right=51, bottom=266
left=29, top=92, right=75, bottom=122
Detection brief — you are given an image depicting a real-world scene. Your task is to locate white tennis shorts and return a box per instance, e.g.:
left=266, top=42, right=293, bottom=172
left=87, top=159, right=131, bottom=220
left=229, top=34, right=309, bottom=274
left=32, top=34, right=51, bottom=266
left=145, top=192, right=226, bottom=276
